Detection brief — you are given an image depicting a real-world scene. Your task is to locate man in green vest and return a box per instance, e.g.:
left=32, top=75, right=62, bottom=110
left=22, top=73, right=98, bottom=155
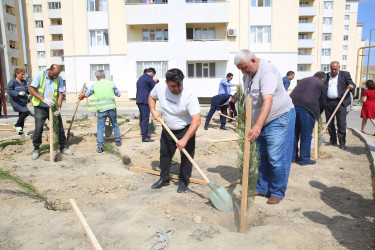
left=78, top=69, right=122, bottom=153
left=28, top=64, right=73, bottom=160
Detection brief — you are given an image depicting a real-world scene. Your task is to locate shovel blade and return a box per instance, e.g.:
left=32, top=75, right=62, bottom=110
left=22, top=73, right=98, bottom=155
left=208, top=184, right=233, bottom=213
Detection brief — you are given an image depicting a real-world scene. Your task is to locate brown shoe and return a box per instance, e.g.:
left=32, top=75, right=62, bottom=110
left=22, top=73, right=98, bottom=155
left=256, top=192, right=266, bottom=197
left=267, top=196, right=282, bottom=204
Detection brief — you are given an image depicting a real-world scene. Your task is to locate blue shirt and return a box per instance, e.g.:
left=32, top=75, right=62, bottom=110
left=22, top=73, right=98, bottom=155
left=218, top=78, right=235, bottom=95
left=85, top=79, right=121, bottom=112
left=282, top=76, right=291, bottom=91
left=31, top=70, right=65, bottom=108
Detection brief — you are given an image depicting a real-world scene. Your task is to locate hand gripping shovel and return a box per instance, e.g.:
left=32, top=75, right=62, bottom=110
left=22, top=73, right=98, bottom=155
left=159, top=118, right=233, bottom=213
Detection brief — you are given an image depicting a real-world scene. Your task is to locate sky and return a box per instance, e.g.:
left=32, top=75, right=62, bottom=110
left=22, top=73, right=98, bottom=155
left=358, top=0, right=375, bottom=66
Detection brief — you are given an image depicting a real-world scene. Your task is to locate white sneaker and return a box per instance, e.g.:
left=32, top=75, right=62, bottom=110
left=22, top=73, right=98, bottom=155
left=18, top=132, right=29, bottom=137
left=31, top=150, right=40, bottom=160
left=61, top=148, right=73, bottom=155
left=13, top=126, right=22, bottom=132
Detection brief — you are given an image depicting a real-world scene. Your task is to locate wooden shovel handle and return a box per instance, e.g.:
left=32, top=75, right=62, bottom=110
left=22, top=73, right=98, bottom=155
left=219, top=113, right=236, bottom=121
left=158, top=118, right=211, bottom=183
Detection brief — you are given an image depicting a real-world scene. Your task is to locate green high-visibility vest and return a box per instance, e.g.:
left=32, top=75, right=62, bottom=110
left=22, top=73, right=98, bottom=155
left=88, top=80, right=116, bottom=111
left=32, top=71, right=59, bottom=106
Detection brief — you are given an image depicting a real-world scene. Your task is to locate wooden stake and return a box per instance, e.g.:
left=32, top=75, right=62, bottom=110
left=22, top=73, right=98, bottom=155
left=219, top=113, right=237, bottom=121
left=49, top=92, right=53, bottom=162
left=70, top=199, right=103, bottom=250
left=240, top=97, right=252, bottom=233
left=66, top=83, right=87, bottom=144
left=314, top=120, right=318, bottom=159
left=120, top=124, right=134, bottom=136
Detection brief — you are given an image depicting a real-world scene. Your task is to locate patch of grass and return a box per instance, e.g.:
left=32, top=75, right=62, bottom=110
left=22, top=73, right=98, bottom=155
left=39, top=144, right=50, bottom=151
left=292, top=207, right=302, bottom=212
left=74, top=115, right=88, bottom=122
left=118, top=121, right=125, bottom=126
left=116, top=114, right=128, bottom=119
left=189, top=227, right=220, bottom=241
left=0, top=140, right=25, bottom=149
left=103, top=143, right=121, bottom=157
left=75, top=158, right=87, bottom=165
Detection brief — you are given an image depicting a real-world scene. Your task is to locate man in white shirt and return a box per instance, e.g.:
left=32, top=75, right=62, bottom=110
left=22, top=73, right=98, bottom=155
left=149, top=68, right=201, bottom=193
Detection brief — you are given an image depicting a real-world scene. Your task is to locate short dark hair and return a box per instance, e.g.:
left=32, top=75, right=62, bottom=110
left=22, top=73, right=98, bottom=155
left=165, top=68, right=184, bottom=86
left=145, top=68, right=156, bottom=74
left=226, top=73, right=233, bottom=78
left=313, top=71, right=327, bottom=82
left=366, top=80, right=375, bottom=90
left=286, top=71, right=295, bottom=76
left=143, top=68, right=148, bottom=74
left=231, top=93, right=240, bottom=101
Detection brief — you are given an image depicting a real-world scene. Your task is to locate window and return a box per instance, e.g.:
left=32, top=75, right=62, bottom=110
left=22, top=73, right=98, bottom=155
left=60, top=65, right=65, bottom=71
left=343, top=35, right=348, bottom=41
left=297, top=65, right=307, bottom=71
left=344, top=25, right=349, bottom=31
left=342, top=65, right=346, bottom=70
left=321, top=48, right=331, bottom=56
left=187, top=62, right=215, bottom=78
left=323, top=1, right=333, bottom=10
left=7, top=23, right=16, bottom=32
left=298, top=33, right=308, bottom=40
left=344, top=15, right=350, bottom=21
left=299, top=18, right=308, bottom=24
left=38, top=66, right=47, bottom=71
left=11, top=58, right=17, bottom=66
left=143, top=29, right=168, bottom=41
left=299, top=2, right=309, bottom=7
left=37, top=51, right=46, bottom=58
left=90, top=64, right=110, bottom=81
left=88, top=0, right=108, bottom=11
left=89, top=30, right=109, bottom=46
left=51, top=50, right=64, bottom=56
left=57, top=20, right=62, bottom=25
left=9, top=41, right=16, bottom=49
left=48, top=2, right=61, bottom=9
left=343, top=45, right=348, bottom=50
left=251, top=0, right=271, bottom=7
left=250, top=26, right=271, bottom=43
left=35, top=21, right=43, bottom=28
left=321, top=64, right=330, bottom=72
left=186, top=27, right=215, bottom=40
left=342, top=55, right=347, bottom=61
left=298, top=49, right=308, bottom=55
left=136, top=61, right=168, bottom=79
left=322, top=33, right=332, bottom=41
left=36, top=36, right=45, bottom=43
left=58, top=35, right=63, bottom=41
left=345, top=4, right=350, bottom=11
left=323, top=17, right=332, bottom=25
left=33, top=5, right=42, bottom=12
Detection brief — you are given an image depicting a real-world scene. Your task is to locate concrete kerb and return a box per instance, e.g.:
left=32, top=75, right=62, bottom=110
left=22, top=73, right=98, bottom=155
left=349, top=127, right=375, bottom=171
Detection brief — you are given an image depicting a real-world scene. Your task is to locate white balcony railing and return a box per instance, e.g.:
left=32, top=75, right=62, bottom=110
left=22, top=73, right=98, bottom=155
left=298, top=23, right=316, bottom=33
left=296, top=71, right=314, bottom=80
left=50, top=41, right=64, bottom=50
left=299, top=7, right=317, bottom=16
left=186, top=40, right=229, bottom=60
left=49, top=25, right=63, bottom=35
left=37, top=58, right=46, bottom=66
left=298, top=39, right=315, bottom=48
left=125, top=4, right=168, bottom=24
left=51, top=56, right=64, bottom=65
left=48, top=9, right=62, bottom=19
left=297, top=55, right=314, bottom=64
left=8, top=48, right=20, bottom=59
left=4, top=12, right=17, bottom=25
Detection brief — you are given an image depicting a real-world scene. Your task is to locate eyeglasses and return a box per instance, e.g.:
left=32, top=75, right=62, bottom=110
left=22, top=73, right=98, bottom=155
left=246, top=79, right=253, bottom=94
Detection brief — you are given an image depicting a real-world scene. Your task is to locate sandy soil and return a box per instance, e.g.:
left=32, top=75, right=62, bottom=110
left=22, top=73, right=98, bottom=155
left=0, top=115, right=374, bottom=250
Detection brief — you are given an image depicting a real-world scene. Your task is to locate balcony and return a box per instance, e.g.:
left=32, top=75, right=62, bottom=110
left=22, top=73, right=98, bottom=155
left=125, top=0, right=168, bottom=4
left=37, top=58, right=46, bottom=66
left=33, top=0, right=42, bottom=4
left=48, top=9, right=61, bottom=19
left=185, top=1, right=229, bottom=23
left=126, top=4, right=168, bottom=24
left=298, top=23, right=316, bottom=33
left=298, top=39, right=315, bottom=48
left=3, top=0, right=15, bottom=7
left=50, top=41, right=64, bottom=50
left=36, top=43, right=45, bottom=51
left=35, top=28, right=44, bottom=36
left=51, top=56, right=64, bottom=65
left=297, top=55, right=314, bottom=64
left=186, top=40, right=229, bottom=60
left=296, top=71, right=314, bottom=80
left=87, top=12, right=108, bottom=30
left=49, top=25, right=63, bottom=35
left=126, top=42, right=170, bottom=59
left=4, top=12, right=17, bottom=25
left=6, top=31, right=18, bottom=42
left=299, top=7, right=317, bottom=16
left=8, top=48, right=20, bottom=59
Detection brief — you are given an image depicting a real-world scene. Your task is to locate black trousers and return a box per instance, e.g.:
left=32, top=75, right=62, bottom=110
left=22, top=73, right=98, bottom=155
left=137, top=103, right=150, bottom=140
left=15, top=111, right=30, bottom=129
left=159, top=124, right=195, bottom=185
left=325, top=98, right=348, bottom=146
left=204, top=105, right=228, bottom=128
left=33, top=106, right=66, bottom=150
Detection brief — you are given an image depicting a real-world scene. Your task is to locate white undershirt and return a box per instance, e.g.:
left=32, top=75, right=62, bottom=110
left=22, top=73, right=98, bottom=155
left=327, top=72, right=339, bottom=99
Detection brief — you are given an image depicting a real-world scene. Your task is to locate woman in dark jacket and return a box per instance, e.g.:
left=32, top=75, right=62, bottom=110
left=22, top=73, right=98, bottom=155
left=7, top=68, right=30, bottom=136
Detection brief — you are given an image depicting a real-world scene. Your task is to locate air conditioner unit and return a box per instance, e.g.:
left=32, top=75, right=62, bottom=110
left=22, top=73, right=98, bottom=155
left=227, top=29, right=237, bottom=37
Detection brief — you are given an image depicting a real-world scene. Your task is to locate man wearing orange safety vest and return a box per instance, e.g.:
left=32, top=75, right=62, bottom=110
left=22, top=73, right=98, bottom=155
left=28, top=64, right=73, bottom=160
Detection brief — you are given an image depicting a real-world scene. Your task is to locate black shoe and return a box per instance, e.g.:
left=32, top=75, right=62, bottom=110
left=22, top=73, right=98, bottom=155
left=177, top=182, right=188, bottom=193
left=220, top=126, right=228, bottom=130
left=204, top=126, right=208, bottom=130
left=299, top=160, right=316, bottom=166
left=340, top=145, right=346, bottom=150
left=329, top=141, right=338, bottom=146
left=97, top=147, right=103, bottom=153
left=115, top=141, right=122, bottom=147
left=142, top=138, right=155, bottom=142
left=151, top=179, right=170, bottom=189
left=228, top=119, right=233, bottom=123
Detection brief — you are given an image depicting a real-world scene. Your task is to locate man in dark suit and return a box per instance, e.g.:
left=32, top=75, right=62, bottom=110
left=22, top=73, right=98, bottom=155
left=325, top=61, right=355, bottom=150
left=204, top=93, right=239, bottom=130
left=136, top=68, right=157, bottom=142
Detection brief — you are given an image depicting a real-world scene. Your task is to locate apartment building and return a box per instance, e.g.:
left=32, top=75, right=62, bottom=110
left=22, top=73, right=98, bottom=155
left=22, top=0, right=65, bottom=85
left=0, top=0, right=25, bottom=84
left=22, top=0, right=363, bottom=102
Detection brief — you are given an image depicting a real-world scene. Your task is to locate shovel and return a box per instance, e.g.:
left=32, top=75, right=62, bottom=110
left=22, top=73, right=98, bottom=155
left=104, top=118, right=113, bottom=137
left=158, top=118, right=233, bottom=213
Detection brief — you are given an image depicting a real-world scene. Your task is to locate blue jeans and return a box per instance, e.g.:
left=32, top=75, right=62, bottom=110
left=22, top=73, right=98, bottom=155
left=97, top=109, right=121, bottom=148
left=293, top=107, right=315, bottom=164
left=255, top=108, right=295, bottom=199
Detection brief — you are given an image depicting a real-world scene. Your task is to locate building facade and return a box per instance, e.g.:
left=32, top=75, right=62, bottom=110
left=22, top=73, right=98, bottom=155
left=22, top=0, right=363, bottom=102
left=0, top=0, right=25, bottom=84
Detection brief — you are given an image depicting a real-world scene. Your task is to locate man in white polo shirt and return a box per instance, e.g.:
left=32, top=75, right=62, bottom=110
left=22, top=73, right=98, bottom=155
left=149, top=68, right=201, bottom=193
